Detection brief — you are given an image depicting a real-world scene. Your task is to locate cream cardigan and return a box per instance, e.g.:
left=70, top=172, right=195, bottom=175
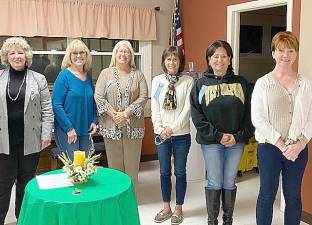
left=151, top=74, right=194, bottom=136
left=251, top=72, right=312, bottom=146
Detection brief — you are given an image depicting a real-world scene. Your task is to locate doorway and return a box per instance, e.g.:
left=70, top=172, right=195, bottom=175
left=226, top=0, right=292, bottom=76
left=239, top=6, right=286, bottom=84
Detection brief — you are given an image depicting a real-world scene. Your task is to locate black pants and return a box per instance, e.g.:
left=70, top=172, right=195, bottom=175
left=0, top=142, right=39, bottom=225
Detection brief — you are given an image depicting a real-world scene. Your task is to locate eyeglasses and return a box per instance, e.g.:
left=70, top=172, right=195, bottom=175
left=71, top=51, right=86, bottom=57
left=117, top=49, right=130, bottom=55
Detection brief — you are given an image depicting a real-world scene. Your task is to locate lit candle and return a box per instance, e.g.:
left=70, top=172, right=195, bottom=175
left=74, top=151, right=85, bottom=167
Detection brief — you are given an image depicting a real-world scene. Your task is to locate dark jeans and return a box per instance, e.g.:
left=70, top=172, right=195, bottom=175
left=256, top=143, right=308, bottom=225
left=155, top=134, right=191, bottom=205
left=0, top=142, right=39, bottom=225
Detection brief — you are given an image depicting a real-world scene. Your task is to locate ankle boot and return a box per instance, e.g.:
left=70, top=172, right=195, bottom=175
left=205, top=187, right=221, bottom=225
left=221, top=188, right=237, bottom=225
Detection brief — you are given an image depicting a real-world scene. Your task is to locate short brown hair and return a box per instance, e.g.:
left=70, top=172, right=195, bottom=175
left=161, top=46, right=185, bottom=74
left=271, top=31, right=299, bottom=52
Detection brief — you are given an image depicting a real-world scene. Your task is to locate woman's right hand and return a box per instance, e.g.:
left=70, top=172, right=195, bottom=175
left=160, top=127, right=173, bottom=140
left=107, top=108, right=117, bottom=118
left=67, top=129, right=77, bottom=144
left=275, top=138, right=286, bottom=152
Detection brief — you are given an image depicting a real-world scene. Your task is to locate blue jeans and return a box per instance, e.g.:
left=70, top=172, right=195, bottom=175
left=201, top=143, right=244, bottom=190
left=55, top=125, right=89, bottom=160
left=155, top=134, right=191, bottom=205
left=256, top=143, right=308, bottom=225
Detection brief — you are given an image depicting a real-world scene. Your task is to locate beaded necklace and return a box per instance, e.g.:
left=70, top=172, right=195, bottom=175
left=7, top=72, right=26, bottom=101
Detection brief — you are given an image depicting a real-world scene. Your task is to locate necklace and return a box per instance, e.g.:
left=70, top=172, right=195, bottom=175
left=7, top=72, right=26, bottom=101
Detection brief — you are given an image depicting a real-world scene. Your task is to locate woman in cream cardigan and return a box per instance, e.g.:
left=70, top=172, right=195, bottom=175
left=251, top=31, right=312, bottom=225
left=95, top=40, right=148, bottom=187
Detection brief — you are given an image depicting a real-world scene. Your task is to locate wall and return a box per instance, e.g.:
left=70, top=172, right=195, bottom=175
left=299, top=0, right=312, bottom=221
left=181, top=0, right=301, bottom=72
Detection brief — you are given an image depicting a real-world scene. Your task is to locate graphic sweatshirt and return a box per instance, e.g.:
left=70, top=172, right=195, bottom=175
left=190, top=71, right=254, bottom=145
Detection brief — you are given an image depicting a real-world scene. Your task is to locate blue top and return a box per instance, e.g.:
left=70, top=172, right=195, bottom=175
left=52, top=69, right=97, bottom=136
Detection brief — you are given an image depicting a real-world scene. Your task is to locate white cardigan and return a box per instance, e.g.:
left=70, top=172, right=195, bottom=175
left=251, top=73, right=312, bottom=146
left=151, top=74, right=194, bottom=136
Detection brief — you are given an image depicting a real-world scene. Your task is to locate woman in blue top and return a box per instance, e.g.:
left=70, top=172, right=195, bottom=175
left=52, top=40, right=97, bottom=160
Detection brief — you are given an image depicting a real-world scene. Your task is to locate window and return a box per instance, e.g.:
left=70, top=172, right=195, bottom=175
left=0, top=37, right=151, bottom=91
left=81, top=38, right=142, bottom=83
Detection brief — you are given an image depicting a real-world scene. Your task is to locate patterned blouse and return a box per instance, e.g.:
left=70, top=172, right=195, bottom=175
left=95, top=67, right=148, bottom=140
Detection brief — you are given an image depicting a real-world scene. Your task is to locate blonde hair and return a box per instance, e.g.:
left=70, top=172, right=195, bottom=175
left=271, top=31, right=299, bottom=52
left=61, top=39, right=92, bottom=72
left=109, top=40, right=136, bottom=69
left=0, top=37, right=33, bottom=67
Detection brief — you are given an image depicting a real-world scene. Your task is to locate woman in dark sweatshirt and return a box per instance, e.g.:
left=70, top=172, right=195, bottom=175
left=190, top=40, right=254, bottom=225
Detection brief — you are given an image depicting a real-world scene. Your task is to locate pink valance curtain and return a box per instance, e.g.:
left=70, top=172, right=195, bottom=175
left=0, top=0, right=156, bottom=40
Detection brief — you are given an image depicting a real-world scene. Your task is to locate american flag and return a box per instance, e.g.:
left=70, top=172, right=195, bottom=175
left=169, top=0, right=184, bottom=50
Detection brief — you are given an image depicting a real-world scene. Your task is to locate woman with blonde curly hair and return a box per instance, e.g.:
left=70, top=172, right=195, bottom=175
left=0, top=37, right=53, bottom=223
left=52, top=39, right=97, bottom=160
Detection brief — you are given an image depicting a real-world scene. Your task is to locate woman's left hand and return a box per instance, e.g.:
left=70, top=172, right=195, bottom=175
left=113, top=112, right=127, bottom=128
left=283, top=141, right=304, bottom=161
left=89, top=123, right=97, bottom=135
left=41, top=139, right=51, bottom=150
left=222, top=134, right=236, bottom=147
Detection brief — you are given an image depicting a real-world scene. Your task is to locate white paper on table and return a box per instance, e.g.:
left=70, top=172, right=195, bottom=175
left=36, top=173, right=73, bottom=189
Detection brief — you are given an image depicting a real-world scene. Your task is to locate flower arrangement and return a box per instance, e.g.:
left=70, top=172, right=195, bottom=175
left=58, top=136, right=101, bottom=184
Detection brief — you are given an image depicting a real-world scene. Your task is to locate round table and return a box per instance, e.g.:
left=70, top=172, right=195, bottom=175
left=17, top=167, right=140, bottom=225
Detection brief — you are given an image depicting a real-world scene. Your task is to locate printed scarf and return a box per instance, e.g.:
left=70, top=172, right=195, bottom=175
left=163, top=74, right=179, bottom=110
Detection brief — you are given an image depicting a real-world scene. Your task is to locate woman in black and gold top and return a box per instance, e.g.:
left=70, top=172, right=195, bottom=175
left=190, top=40, right=254, bottom=225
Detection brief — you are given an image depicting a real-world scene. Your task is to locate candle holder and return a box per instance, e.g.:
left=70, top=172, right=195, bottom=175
left=58, top=136, right=101, bottom=184
left=58, top=151, right=101, bottom=184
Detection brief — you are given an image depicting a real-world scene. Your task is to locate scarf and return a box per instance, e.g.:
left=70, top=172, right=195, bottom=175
left=163, top=74, right=179, bottom=110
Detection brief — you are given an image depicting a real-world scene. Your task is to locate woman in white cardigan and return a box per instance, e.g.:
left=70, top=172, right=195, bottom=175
left=151, top=46, right=193, bottom=225
left=251, top=31, right=312, bottom=225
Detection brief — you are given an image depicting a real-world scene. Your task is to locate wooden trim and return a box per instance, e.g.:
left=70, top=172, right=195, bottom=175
left=140, top=154, right=158, bottom=162
left=301, top=211, right=312, bottom=224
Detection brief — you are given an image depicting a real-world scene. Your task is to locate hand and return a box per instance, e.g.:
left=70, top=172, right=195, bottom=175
left=275, top=138, right=286, bottom=153
left=113, top=112, right=127, bottom=128
left=41, top=139, right=51, bottom=150
left=67, top=129, right=77, bottom=144
left=160, top=127, right=173, bottom=140
left=107, top=108, right=117, bottom=118
left=221, top=133, right=236, bottom=147
left=220, top=134, right=231, bottom=145
left=89, top=123, right=97, bottom=135
left=283, top=141, right=304, bottom=161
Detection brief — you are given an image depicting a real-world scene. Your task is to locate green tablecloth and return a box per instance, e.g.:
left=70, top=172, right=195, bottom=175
left=17, top=168, right=140, bottom=225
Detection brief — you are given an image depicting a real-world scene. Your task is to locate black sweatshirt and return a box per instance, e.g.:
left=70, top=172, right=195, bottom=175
left=190, top=71, right=254, bottom=145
